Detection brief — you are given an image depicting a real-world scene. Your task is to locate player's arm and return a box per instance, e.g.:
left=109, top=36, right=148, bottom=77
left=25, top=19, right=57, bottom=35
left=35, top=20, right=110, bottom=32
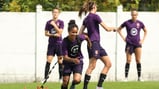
left=79, top=25, right=87, bottom=35
left=140, top=27, right=147, bottom=44
left=45, top=30, right=60, bottom=37
left=84, top=34, right=92, bottom=48
left=63, top=55, right=80, bottom=64
left=117, top=26, right=126, bottom=42
left=50, top=21, right=63, bottom=37
left=100, top=22, right=116, bottom=32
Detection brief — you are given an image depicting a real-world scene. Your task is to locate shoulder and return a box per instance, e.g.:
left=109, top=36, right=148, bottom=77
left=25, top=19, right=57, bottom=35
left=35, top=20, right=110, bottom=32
left=58, top=19, right=64, bottom=23
left=123, top=19, right=131, bottom=25
left=92, top=13, right=102, bottom=22
left=47, top=19, right=52, bottom=23
left=63, top=36, right=68, bottom=41
left=136, top=20, right=145, bottom=28
left=62, top=37, right=69, bottom=45
left=93, top=13, right=101, bottom=19
left=78, top=34, right=86, bottom=41
left=120, top=19, right=130, bottom=27
left=137, top=20, right=144, bottom=24
left=45, top=20, right=52, bottom=28
left=125, top=19, right=131, bottom=23
left=87, top=13, right=100, bottom=19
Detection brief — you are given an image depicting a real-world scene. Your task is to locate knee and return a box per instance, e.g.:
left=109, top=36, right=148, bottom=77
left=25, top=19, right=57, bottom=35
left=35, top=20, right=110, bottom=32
left=58, top=56, right=63, bottom=64
left=47, top=58, right=52, bottom=63
left=73, top=79, right=81, bottom=84
left=62, top=78, right=69, bottom=87
left=89, top=64, right=96, bottom=71
left=136, top=60, right=140, bottom=64
left=106, top=62, right=112, bottom=69
left=127, top=59, right=131, bottom=63
left=104, top=59, right=112, bottom=68
left=89, top=61, right=96, bottom=70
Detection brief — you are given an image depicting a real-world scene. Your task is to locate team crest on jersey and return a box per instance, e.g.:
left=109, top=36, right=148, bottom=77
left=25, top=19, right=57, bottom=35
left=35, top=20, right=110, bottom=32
left=56, top=22, right=60, bottom=27
left=130, top=28, right=138, bottom=36
left=136, top=22, right=140, bottom=28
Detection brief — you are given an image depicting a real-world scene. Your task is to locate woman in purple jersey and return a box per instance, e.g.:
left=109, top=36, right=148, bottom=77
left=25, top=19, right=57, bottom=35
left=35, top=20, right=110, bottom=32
left=61, top=20, right=91, bottom=89
left=117, top=9, right=147, bottom=81
left=78, top=1, right=116, bottom=89
left=44, top=7, right=64, bottom=82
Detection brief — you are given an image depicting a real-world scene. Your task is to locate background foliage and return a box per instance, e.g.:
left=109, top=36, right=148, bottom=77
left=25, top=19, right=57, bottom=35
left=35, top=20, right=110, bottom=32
left=0, top=0, right=159, bottom=12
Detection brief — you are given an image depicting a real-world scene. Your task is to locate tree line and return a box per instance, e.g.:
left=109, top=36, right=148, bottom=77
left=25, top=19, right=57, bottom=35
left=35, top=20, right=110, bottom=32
left=0, top=0, right=159, bottom=12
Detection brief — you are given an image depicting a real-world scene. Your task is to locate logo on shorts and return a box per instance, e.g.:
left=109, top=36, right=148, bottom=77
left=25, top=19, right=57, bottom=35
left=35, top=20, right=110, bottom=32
left=130, top=28, right=138, bottom=36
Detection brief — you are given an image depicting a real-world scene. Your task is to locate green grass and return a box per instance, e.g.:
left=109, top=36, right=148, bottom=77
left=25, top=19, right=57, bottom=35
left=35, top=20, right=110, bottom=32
left=0, top=81, right=159, bottom=89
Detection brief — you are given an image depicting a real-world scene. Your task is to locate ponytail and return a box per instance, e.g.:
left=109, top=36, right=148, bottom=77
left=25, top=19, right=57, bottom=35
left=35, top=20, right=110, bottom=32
left=78, top=2, right=88, bottom=18
left=78, top=1, right=96, bottom=18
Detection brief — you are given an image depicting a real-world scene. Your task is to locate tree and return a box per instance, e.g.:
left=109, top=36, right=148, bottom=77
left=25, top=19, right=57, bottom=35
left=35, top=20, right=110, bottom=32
left=0, top=0, right=4, bottom=10
left=0, top=0, right=159, bottom=12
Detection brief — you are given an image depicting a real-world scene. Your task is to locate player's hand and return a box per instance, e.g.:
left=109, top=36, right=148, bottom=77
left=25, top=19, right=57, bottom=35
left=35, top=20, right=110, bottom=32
left=139, top=39, right=144, bottom=45
left=88, top=42, right=92, bottom=49
left=72, top=58, right=80, bottom=64
left=112, top=28, right=117, bottom=32
left=50, top=21, right=56, bottom=26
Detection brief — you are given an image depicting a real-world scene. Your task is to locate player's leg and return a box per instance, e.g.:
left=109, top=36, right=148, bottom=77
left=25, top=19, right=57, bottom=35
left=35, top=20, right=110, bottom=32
left=61, top=64, right=71, bottom=89
left=70, top=73, right=82, bottom=89
left=58, top=56, right=63, bottom=82
left=44, top=55, right=54, bottom=79
left=61, top=75, right=70, bottom=89
left=83, top=57, right=97, bottom=89
left=96, top=56, right=111, bottom=89
left=125, top=52, right=132, bottom=80
left=83, top=41, right=99, bottom=89
left=57, top=44, right=64, bottom=81
left=70, top=63, right=83, bottom=89
left=124, top=44, right=133, bottom=80
left=134, top=47, right=142, bottom=81
left=44, top=44, right=55, bottom=79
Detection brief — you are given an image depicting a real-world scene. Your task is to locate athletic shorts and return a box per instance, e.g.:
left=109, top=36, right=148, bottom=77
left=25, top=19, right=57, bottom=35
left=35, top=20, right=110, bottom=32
left=47, top=43, right=62, bottom=56
left=87, top=41, right=108, bottom=59
left=125, top=43, right=142, bottom=55
left=63, top=63, right=83, bottom=76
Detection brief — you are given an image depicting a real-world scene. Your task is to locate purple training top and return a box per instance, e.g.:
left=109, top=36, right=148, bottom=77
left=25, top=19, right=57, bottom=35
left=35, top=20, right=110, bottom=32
left=121, top=19, right=145, bottom=46
left=62, top=34, right=86, bottom=64
left=83, top=13, right=102, bottom=42
left=45, top=19, right=64, bottom=45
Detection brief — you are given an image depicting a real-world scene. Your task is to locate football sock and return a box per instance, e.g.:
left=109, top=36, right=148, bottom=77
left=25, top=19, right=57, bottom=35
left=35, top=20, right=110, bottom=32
left=125, top=63, right=130, bottom=78
left=61, top=85, right=68, bottom=89
left=70, top=80, right=81, bottom=89
left=71, top=80, right=81, bottom=86
left=83, top=74, right=91, bottom=89
left=59, top=63, right=63, bottom=80
left=44, top=61, right=50, bottom=79
left=137, top=63, right=141, bottom=78
left=97, top=73, right=106, bottom=87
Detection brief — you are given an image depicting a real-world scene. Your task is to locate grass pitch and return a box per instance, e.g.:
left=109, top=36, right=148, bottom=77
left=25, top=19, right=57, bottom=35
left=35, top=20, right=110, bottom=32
left=0, top=81, right=159, bottom=89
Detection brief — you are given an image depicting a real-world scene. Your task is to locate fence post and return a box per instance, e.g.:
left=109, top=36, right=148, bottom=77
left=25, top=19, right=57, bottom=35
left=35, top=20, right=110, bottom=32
left=115, top=5, right=123, bottom=81
left=35, top=4, right=42, bottom=82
